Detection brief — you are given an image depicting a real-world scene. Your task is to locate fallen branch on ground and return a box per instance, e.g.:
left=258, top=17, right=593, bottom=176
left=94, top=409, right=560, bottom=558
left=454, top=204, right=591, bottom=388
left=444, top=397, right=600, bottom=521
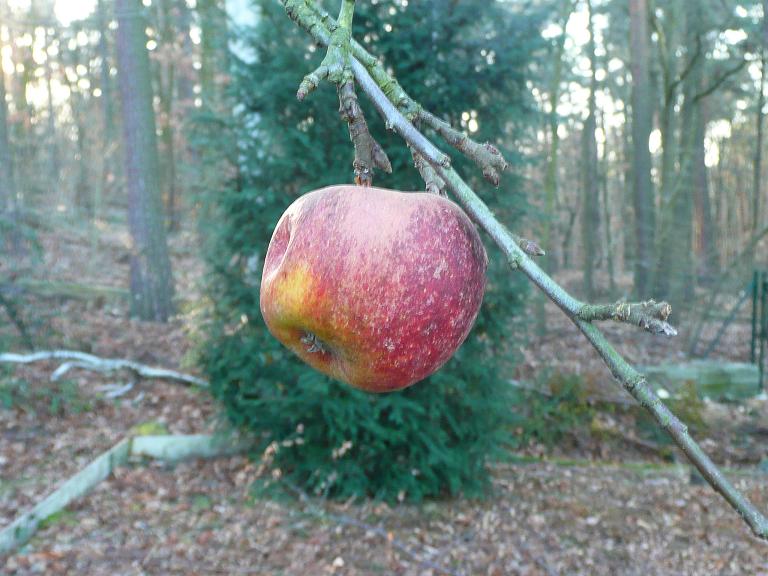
left=0, top=434, right=246, bottom=555
left=0, top=350, right=208, bottom=388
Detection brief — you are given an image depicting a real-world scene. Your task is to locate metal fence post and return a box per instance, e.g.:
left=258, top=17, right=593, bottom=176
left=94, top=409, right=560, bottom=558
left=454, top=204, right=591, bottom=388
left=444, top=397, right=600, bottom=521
left=751, top=270, right=759, bottom=364
left=760, top=272, right=767, bottom=392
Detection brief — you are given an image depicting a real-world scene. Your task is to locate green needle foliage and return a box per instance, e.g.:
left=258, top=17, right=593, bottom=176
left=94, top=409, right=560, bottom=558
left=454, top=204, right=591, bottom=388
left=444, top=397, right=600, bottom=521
left=199, top=0, right=545, bottom=502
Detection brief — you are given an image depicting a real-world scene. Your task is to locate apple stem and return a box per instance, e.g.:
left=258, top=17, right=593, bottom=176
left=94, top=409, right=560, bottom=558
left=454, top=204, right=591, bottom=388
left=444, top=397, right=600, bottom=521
left=281, top=0, right=768, bottom=542
left=300, top=331, right=327, bottom=354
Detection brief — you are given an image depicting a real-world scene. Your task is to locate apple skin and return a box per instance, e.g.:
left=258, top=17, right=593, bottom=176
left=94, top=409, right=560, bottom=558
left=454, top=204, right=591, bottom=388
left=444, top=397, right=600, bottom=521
left=259, top=185, right=487, bottom=393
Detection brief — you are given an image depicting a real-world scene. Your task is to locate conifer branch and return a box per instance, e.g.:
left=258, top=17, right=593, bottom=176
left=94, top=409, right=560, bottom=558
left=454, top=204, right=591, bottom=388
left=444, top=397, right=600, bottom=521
left=280, top=0, right=768, bottom=541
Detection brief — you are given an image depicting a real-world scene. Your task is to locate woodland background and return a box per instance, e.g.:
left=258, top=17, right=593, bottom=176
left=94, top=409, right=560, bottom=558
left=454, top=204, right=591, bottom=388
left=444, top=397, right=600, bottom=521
left=1, top=0, right=768, bottom=574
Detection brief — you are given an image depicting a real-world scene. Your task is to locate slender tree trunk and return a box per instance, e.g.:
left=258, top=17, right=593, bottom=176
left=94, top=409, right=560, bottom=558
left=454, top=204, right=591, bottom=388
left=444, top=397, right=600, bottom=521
left=543, top=0, right=571, bottom=273
left=0, top=54, right=14, bottom=215
left=600, top=108, right=616, bottom=294
left=0, top=25, right=22, bottom=255
left=97, top=0, right=116, bottom=144
left=694, top=98, right=716, bottom=281
left=621, top=101, right=634, bottom=270
left=629, top=0, right=656, bottom=296
left=666, top=37, right=699, bottom=307
left=753, top=0, right=768, bottom=232
left=96, top=0, right=117, bottom=221
left=581, top=0, right=600, bottom=299
left=116, top=0, right=175, bottom=321
left=198, top=0, right=230, bottom=111
left=536, top=0, right=571, bottom=336
left=156, top=0, right=179, bottom=231
left=43, top=31, right=60, bottom=189
left=61, top=45, right=93, bottom=218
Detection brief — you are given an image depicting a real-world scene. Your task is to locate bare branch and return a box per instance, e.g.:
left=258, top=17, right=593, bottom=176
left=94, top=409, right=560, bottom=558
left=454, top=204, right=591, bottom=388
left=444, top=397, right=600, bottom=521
left=577, top=300, right=678, bottom=336
left=351, top=59, right=450, bottom=168
left=419, top=109, right=508, bottom=186
left=411, top=148, right=446, bottom=196
left=338, top=80, right=391, bottom=185
left=292, top=0, right=506, bottom=180
left=694, top=57, right=748, bottom=102
left=295, top=0, right=355, bottom=101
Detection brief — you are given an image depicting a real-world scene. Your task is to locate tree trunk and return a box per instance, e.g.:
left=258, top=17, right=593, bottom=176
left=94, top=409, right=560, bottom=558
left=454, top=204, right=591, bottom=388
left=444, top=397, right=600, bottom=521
left=43, top=30, right=60, bottom=189
left=665, top=35, right=699, bottom=307
left=600, top=107, right=616, bottom=294
left=0, top=49, right=14, bottom=216
left=156, top=0, right=179, bottom=231
left=753, top=0, right=768, bottom=233
left=116, top=0, right=175, bottom=321
left=581, top=0, right=600, bottom=299
left=536, top=0, right=571, bottom=336
left=96, top=0, right=118, bottom=214
left=694, top=98, right=716, bottom=281
left=198, top=0, right=229, bottom=111
left=629, top=0, right=656, bottom=296
left=97, top=0, right=117, bottom=145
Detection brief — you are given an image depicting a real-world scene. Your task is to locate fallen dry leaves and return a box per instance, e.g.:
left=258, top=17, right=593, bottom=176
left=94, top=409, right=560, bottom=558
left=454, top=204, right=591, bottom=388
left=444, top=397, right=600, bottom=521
left=2, top=219, right=767, bottom=575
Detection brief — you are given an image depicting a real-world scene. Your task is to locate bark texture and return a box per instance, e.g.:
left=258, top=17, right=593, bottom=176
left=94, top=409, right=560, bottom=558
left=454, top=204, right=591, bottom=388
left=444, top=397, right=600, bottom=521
left=116, top=0, right=175, bottom=321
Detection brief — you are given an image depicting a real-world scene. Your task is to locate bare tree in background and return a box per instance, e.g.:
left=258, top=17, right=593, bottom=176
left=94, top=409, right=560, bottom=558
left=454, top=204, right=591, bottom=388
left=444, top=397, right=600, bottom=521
left=115, top=0, right=175, bottom=321
left=629, top=0, right=655, bottom=296
left=581, top=0, right=600, bottom=299
left=0, top=44, right=14, bottom=220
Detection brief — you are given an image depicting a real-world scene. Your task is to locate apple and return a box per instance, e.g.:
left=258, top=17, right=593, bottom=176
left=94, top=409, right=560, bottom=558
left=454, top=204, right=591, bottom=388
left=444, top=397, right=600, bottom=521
left=259, top=185, right=487, bottom=392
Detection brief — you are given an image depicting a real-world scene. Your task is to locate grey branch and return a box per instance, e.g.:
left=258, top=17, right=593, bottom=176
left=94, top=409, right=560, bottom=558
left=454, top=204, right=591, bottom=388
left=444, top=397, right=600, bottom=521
left=0, top=350, right=209, bottom=388
left=288, top=0, right=507, bottom=180
left=281, top=0, right=768, bottom=541
left=338, top=80, right=391, bottom=185
left=577, top=300, right=678, bottom=336
left=295, top=0, right=355, bottom=101
left=420, top=109, right=508, bottom=186
left=411, top=147, right=446, bottom=195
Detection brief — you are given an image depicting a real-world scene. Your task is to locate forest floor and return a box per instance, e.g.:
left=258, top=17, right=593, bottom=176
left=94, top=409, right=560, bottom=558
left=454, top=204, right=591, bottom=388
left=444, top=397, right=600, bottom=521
left=1, top=213, right=767, bottom=575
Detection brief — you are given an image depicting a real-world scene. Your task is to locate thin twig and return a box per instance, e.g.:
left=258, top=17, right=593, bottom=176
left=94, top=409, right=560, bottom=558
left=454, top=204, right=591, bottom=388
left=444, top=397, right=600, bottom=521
left=419, top=109, right=508, bottom=186
left=577, top=299, right=678, bottom=336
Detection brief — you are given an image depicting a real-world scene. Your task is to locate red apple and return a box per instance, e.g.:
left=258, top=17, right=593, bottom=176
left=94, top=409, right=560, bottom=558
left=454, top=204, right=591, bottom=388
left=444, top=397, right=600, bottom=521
left=259, top=185, right=487, bottom=392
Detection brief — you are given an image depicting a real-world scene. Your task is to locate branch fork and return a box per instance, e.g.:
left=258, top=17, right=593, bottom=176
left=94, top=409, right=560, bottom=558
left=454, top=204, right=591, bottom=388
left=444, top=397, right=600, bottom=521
left=293, top=0, right=391, bottom=185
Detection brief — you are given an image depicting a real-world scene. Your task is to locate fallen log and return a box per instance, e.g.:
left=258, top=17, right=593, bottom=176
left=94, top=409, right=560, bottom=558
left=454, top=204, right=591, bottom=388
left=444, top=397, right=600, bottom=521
left=641, top=360, right=760, bottom=401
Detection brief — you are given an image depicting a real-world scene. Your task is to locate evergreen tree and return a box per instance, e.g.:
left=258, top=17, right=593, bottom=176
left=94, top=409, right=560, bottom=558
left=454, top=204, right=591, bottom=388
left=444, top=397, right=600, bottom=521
left=200, top=0, right=543, bottom=501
